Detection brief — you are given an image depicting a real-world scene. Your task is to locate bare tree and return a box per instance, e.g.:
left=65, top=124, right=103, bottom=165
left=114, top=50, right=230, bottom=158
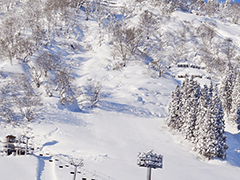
left=13, top=93, right=42, bottom=122
left=231, top=2, right=240, bottom=24
left=10, top=74, right=42, bottom=122
left=0, top=16, right=21, bottom=65
left=30, top=66, right=43, bottom=88
left=35, top=51, right=61, bottom=77
left=76, top=80, right=103, bottom=109
left=221, top=38, right=236, bottom=62
left=0, top=96, right=15, bottom=123
left=111, top=21, right=142, bottom=69
left=139, top=10, right=154, bottom=40
left=55, top=67, right=75, bottom=105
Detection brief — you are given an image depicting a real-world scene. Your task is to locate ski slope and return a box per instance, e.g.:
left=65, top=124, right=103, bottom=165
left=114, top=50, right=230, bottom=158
left=0, top=1, right=240, bottom=180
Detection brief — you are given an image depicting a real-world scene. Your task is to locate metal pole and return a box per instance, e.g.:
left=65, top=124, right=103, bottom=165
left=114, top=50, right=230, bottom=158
left=73, top=166, right=77, bottom=180
left=147, top=167, right=152, bottom=180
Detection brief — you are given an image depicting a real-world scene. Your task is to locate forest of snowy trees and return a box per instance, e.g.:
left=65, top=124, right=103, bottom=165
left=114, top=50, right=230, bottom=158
left=167, top=76, right=228, bottom=160
left=167, top=62, right=240, bottom=160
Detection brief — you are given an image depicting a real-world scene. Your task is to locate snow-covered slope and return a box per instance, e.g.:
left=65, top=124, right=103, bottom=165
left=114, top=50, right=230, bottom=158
left=0, top=1, right=240, bottom=180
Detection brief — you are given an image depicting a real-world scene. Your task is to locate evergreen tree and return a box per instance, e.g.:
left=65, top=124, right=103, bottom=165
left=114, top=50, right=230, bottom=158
left=195, top=85, right=228, bottom=160
left=212, top=86, right=228, bottom=159
left=194, top=84, right=209, bottom=148
left=179, top=76, right=191, bottom=132
left=195, top=89, right=219, bottom=159
left=220, top=62, right=235, bottom=116
left=231, top=73, right=240, bottom=129
left=209, top=81, right=213, bottom=100
left=167, top=84, right=181, bottom=131
left=182, top=89, right=198, bottom=142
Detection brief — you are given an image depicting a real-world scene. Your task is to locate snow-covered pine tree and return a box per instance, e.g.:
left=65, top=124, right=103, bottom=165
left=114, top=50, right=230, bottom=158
left=194, top=84, right=228, bottom=160
left=182, top=86, right=199, bottom=142
left=220, top=62, right=235, bottom=116
left=209, top=81, right=213, bottom=100
left=178, top=75, right=191, bottom=132
left=212, top=86, right=228, bottom=159
left=231, top=73, right=240, bottom=129
left=231, top=73, right=240, bottom=113
left=167, top=84, right=181, bottom=131
left=195, top=86, right=222, bottom=160
left=194, top=84, right=209, bottom=145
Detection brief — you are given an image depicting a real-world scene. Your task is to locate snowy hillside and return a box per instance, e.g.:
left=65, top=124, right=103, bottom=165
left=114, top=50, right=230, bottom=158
left=0, top=0, right=240, bottom=180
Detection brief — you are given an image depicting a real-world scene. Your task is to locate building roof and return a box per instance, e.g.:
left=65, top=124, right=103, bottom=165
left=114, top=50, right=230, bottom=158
left=6, top=135, right=16, bottom=139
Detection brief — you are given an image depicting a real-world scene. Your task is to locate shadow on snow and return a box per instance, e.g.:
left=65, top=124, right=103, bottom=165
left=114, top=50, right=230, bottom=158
left=34, top=140, right=59, bottom=180
left=225, top=131, right=240, bottom=167
left=97, top=101, right=161, bottom=117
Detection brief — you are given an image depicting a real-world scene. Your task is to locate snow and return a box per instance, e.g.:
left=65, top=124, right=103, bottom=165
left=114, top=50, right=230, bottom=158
left=0, top=1, right=240, bottom=180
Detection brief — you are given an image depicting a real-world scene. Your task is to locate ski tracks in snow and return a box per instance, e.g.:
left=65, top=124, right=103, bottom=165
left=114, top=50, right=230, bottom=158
left=35, top=154, right=57, bottom=180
